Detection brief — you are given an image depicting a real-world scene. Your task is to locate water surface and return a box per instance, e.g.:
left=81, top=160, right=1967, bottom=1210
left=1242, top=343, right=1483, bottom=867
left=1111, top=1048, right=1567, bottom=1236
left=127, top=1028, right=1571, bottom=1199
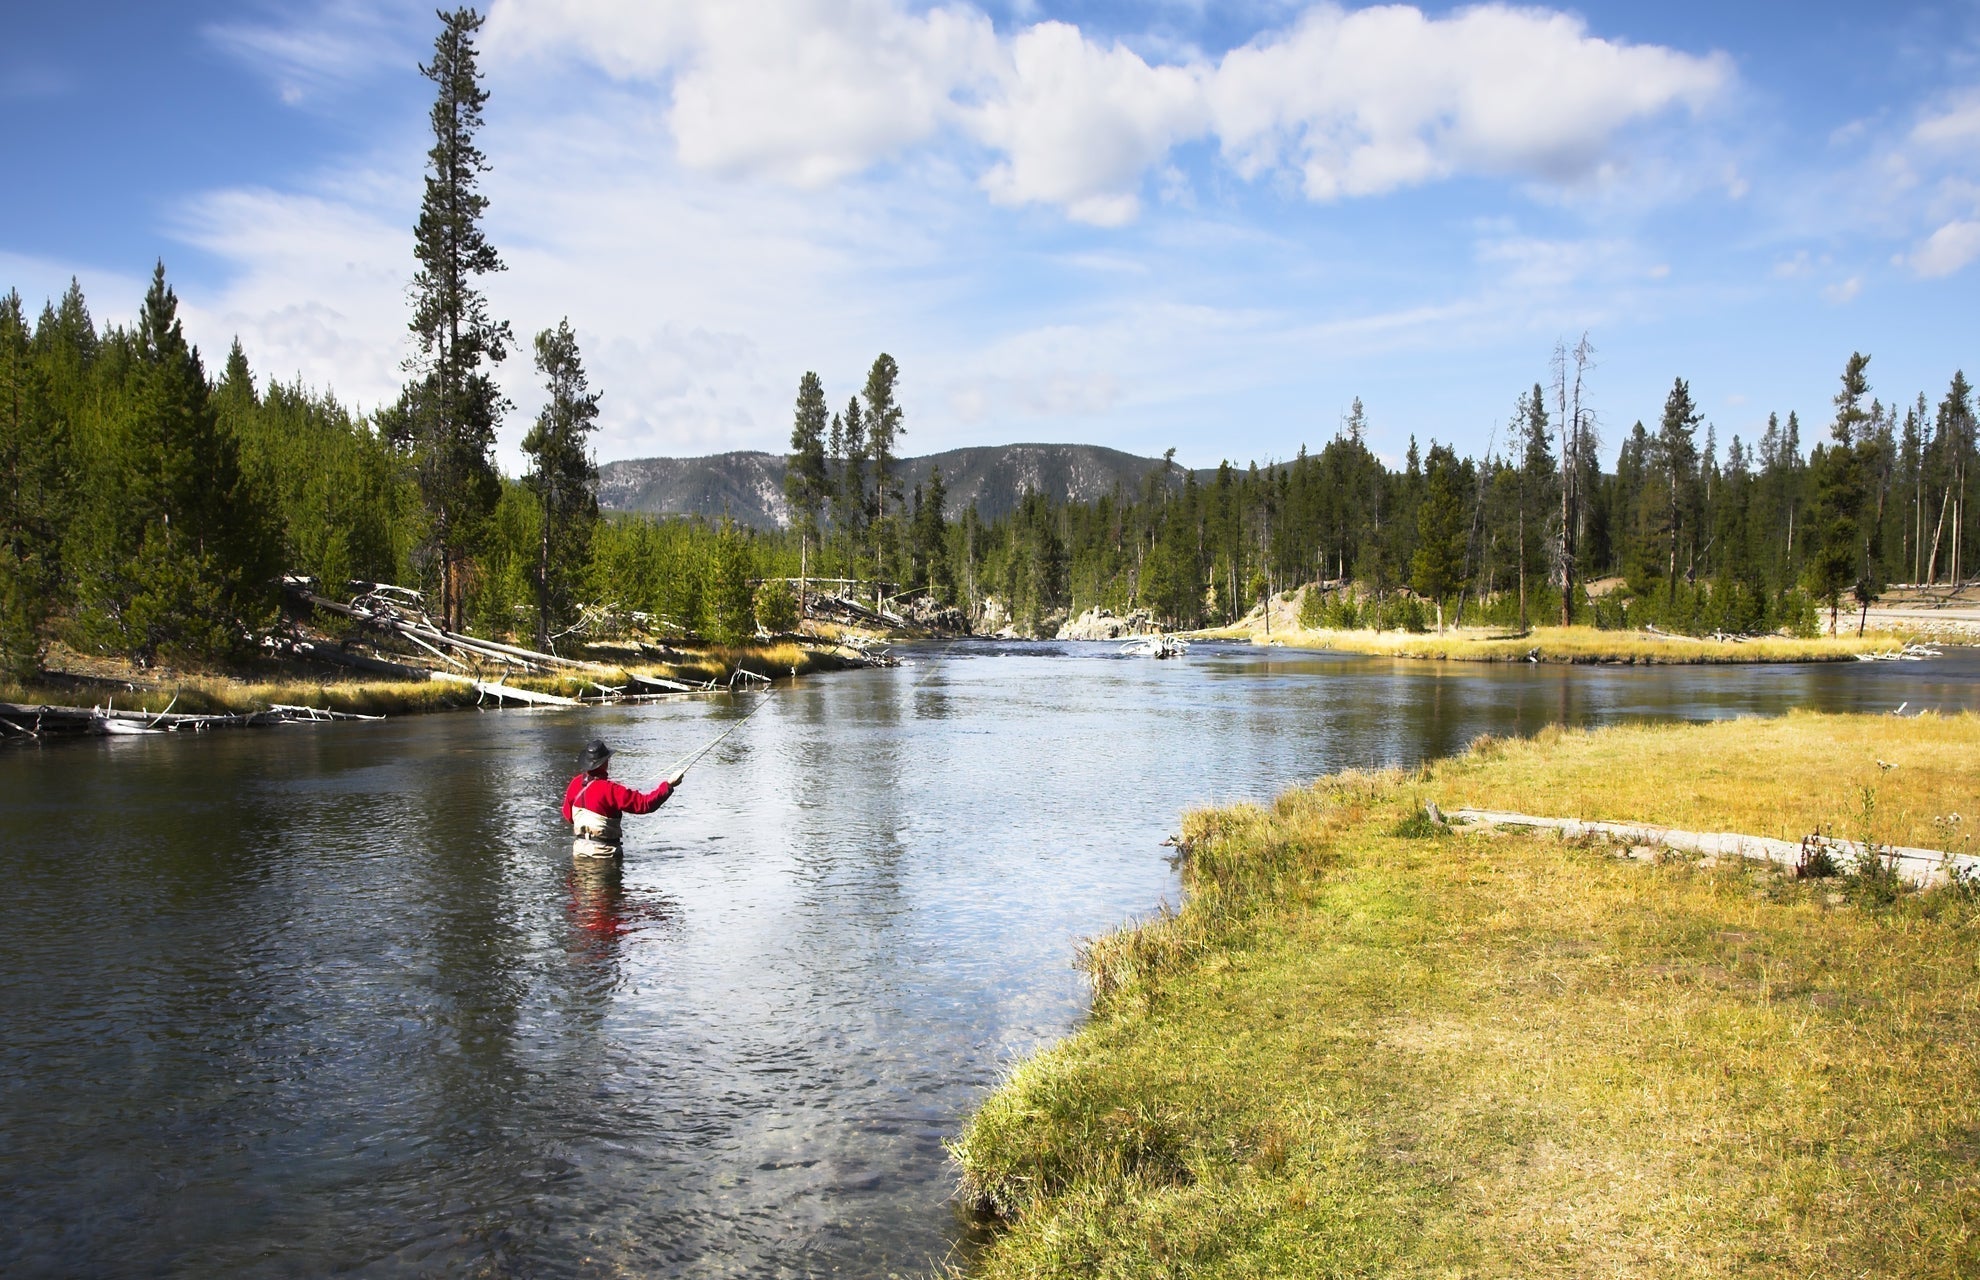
left=3, top=643, right=1976, bottom=1276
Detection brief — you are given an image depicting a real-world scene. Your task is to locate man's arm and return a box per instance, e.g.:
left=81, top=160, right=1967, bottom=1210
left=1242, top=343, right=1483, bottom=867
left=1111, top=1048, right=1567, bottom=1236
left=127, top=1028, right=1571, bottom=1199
left=614, top=778, right=675, bottom=815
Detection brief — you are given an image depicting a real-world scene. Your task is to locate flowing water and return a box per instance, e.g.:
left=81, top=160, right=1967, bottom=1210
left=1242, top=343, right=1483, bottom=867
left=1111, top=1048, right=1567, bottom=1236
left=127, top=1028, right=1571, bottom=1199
left=4, top=642, right=1978, bottom=1277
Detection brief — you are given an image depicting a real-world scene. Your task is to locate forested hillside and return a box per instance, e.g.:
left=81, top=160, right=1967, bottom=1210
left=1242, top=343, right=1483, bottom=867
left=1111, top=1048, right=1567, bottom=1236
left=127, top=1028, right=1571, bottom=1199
left=598, top=443, right=1188, bottom=528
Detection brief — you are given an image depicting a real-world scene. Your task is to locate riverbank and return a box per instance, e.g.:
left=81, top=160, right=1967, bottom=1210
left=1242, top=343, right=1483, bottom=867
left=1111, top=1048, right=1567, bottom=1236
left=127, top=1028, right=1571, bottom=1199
left=952, top=710, right=1980, bottom=1277
left=0, top=639, right=866, bottom=722
left=1197, top=620, right=1926, bottom=663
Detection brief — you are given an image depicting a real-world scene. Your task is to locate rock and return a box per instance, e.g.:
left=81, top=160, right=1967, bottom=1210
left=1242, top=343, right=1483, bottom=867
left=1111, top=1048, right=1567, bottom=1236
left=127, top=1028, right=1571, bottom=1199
left=899, top=595, right=968, bottom=633
left=1056, top=606, right=1159, bottom=641
left=976, top=596, right=1011, bottom=635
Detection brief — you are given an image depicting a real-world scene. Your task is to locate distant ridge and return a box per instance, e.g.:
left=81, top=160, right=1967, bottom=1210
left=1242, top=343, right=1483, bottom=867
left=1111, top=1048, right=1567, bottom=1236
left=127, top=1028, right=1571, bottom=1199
left=597, top=443, right=1187, bottom=529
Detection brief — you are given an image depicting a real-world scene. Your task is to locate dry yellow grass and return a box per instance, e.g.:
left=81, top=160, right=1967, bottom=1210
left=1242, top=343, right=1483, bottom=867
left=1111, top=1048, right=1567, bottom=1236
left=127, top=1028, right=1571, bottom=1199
left=953, top=713, right=1980, bottom=1278
left=1444, top=710, right=1979, bottom=854
left=4, top=640, right=850, bottom=719
left=1201, top=622, right=1917, bottom=664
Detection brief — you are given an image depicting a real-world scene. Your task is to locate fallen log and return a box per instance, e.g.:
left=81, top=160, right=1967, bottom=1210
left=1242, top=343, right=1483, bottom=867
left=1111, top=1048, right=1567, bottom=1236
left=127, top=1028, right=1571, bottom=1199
left=430, top=673, right=583, bottom=708
left=627, top=672, right=706, bottom=693
left=267, top=704, right=387, bottom=722
left=1449, top=807, right=1978, bottom=888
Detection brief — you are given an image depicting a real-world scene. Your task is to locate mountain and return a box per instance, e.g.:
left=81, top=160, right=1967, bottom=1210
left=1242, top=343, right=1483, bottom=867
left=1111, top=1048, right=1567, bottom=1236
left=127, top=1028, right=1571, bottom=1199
left=596, top=443, right=1187, bottom=528
left=594, top=451, right=791, bottom=528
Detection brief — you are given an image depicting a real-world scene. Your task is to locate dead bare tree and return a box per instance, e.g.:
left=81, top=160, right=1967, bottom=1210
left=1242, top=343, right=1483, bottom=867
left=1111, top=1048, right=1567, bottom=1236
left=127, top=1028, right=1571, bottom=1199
left=1551, top=335, right=1596, bottom=625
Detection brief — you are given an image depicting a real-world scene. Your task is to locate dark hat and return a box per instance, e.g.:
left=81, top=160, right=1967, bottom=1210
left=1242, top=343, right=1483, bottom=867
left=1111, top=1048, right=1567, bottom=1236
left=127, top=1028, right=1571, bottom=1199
left=581, top=738, right=613, bottom=772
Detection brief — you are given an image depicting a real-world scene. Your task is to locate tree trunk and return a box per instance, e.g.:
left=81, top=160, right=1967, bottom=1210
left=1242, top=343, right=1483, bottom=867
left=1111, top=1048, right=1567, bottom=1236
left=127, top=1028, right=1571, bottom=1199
left=535, top=502, right=551, bottom=653
left=1517, top=507, right=1526, bottom=631
left=1926, top=486, right=1950, bottom=585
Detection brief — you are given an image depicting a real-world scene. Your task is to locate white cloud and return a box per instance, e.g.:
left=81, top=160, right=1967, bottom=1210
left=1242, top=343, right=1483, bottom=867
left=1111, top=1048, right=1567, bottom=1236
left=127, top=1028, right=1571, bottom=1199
left=1912, top=91, right=1980, bottom=149
left=485, top=0, right=998, bottom=188
left=1206, top=3, right=1731, bottom=200
left=1908, top=219, right=1980, bottom=277
left=970, top=22, right=1206, bottom=224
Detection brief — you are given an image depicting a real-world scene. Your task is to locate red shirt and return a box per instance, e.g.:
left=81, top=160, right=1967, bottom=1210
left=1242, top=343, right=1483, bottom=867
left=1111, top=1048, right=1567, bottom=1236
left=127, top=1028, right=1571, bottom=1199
left=561, top=774, right=673, bottom=822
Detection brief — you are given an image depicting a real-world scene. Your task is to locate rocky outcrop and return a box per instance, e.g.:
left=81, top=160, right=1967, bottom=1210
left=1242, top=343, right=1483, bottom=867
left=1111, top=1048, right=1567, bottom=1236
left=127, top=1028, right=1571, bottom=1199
left=899, top=596, right=970, bottom=633
left=1056, top=607, right=1159, bottom=641
left=976, top=596, right=1011, bottom=636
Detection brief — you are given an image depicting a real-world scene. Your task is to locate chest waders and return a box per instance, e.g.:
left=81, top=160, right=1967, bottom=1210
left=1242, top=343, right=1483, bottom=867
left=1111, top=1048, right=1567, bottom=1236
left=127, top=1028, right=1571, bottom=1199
left=571, top=778, right=622, bottom=859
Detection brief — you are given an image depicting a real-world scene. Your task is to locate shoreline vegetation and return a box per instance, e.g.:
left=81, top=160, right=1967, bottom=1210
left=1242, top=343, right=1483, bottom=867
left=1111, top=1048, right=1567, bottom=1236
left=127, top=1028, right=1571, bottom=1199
left=0, top=634, right=871, bottom=726
left=950, top=711, right=1980, bottom=1278
left=1178, top=581, right=1980, bottom=664
left=1195, top=619, right=1911, bottom=664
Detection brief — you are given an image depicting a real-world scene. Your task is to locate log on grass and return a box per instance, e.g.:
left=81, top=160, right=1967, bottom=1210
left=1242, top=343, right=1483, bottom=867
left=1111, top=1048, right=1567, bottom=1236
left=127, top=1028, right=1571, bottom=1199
left=1449, top=807, right=1977, bottom=888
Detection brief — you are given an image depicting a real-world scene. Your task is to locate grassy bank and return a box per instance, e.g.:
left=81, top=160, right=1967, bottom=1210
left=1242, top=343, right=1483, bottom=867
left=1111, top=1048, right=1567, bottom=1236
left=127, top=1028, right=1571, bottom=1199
left=2, top=640, right=860, bottom=719
left=952, top=711, right=1980, bottom=1277
left=1198, top=622, right=1915, bottom=664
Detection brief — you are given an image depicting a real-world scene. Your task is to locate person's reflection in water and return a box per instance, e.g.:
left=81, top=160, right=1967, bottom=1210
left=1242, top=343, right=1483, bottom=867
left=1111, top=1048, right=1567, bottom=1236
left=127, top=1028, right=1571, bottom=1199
left=564, top=860, right=678, bottom=966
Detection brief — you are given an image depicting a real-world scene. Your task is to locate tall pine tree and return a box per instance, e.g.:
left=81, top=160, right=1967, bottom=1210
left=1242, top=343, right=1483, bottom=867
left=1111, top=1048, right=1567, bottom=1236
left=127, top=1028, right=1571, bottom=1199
left=386, top=6, right=511, bottom=632
left=785, top=371, right=830, bottom=606
left=521, top=318, right=601, bottom=650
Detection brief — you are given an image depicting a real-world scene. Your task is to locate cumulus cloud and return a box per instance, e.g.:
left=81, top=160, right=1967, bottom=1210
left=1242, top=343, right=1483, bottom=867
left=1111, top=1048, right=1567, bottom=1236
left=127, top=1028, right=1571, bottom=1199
left=1207, top=4, right=1730, bottom=200
left=479, top=0, right=1730, bottom=220
left=485, top=0, right=997, bottom=187
left=970, top=22, right=1207, bottom=224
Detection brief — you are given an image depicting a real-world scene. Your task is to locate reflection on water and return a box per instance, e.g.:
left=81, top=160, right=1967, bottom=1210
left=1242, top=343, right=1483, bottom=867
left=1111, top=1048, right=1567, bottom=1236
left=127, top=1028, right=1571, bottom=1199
left=1, top=642, right=1976, bottom=1277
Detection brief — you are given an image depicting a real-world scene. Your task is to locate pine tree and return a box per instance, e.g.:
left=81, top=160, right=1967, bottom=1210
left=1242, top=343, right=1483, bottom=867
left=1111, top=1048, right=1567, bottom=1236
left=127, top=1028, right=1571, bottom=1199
left=386, top=6, right=511, bottom=632
left=0, top=290, right=70, bottom=676
left=1412, top=443, right=1466, bottom=632
left=1655, top=377, right=1702, bottom=608
left=1805, top=354, right=1873, bottom=634
left=862, top=354, right=904, bottom=578
left=837, top=396, right=867, bottom=581
left=521, top=319, right=601, bottom=650
left=911, top=465, right=952, bottom=599
left=1516, top=382, right=1557, bottom=629
left=785, top=371, right=830, bottom=609
left=74, top=264, right=279, bottom=663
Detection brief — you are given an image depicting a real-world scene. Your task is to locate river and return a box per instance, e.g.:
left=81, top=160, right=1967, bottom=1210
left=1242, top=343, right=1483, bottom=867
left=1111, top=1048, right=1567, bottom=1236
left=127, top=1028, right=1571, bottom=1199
left=3, top=642, right=1977, bottom=1277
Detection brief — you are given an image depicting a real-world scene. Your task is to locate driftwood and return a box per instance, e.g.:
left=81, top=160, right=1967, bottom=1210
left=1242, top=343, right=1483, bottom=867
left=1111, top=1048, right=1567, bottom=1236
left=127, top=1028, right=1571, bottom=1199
left=0, top=700, right=327, bottom=737
left=429, top=672, right=583, bottom=708
left=286, top=580, right=620, bottom=677
left=267, top=704, right=386, bottom=722
left=1450, top=807, right=1977, bottom=888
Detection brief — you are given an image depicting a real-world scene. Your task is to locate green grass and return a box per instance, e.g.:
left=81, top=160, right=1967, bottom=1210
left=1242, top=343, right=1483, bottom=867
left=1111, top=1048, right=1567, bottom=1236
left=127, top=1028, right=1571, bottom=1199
left=951, top=713, right=1980, bottom=1278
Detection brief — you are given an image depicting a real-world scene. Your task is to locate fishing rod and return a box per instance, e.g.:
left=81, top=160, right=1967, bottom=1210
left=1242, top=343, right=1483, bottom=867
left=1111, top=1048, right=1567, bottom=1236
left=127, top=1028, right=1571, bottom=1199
left=653, top=688, right=773, bottom=786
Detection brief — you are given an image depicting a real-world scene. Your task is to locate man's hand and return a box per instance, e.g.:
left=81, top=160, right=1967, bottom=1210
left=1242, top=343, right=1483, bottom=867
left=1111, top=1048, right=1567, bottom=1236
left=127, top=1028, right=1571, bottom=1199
left=668, top=769, right=688, bottom=789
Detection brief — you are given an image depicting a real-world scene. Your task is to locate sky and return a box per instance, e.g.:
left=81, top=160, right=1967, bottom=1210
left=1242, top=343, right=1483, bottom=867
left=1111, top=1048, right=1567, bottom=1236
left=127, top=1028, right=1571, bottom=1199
left=4, top=0, right=1979, bottom=475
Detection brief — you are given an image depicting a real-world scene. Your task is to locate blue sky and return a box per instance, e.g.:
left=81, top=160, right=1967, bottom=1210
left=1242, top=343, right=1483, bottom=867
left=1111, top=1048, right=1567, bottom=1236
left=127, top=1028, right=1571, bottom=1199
left=5, top=1, right=1979, bottom=475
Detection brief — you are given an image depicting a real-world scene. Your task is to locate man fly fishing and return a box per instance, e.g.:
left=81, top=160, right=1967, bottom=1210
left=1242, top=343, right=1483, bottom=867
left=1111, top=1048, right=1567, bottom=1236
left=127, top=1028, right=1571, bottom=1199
left=560, top=692, right=772, bottom=859
left=562, top=739, right=684, bottom=860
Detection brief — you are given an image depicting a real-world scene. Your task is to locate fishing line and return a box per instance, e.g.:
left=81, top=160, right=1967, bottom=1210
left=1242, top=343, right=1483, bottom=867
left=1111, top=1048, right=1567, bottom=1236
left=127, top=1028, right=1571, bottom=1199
left=652, top=687, right=774, bottom=785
